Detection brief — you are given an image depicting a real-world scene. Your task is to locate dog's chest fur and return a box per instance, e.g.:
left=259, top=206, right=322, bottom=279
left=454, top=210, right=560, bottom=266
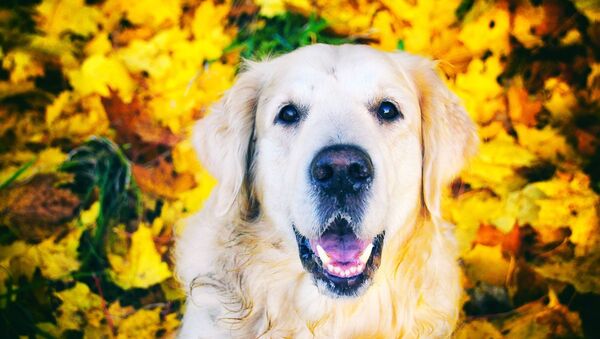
left=183, top=214, right=461, bottom=338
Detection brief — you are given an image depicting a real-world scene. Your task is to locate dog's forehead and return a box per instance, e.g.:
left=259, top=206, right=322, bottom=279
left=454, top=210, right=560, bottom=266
left=265, top=44, right=403, bottom=94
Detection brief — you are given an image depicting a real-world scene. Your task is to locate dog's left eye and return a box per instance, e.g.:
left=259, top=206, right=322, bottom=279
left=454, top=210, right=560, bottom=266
left=276, top=104, right=301, bottom=125
left=377, top=101, right=403, bottom=121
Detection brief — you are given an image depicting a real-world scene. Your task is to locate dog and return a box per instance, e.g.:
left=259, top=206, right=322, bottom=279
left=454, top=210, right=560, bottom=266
left=176, top=44, right=477, bottom=338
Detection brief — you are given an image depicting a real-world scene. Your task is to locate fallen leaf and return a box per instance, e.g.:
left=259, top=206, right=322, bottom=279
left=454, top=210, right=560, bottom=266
left=507, top=79, right=542, bottom=127
left=116, top=308, right=161, bottom=339
left=108, top=224, right=172, bottom=289
left=132, top=158, right=196, bottom=200
left=102, top=92, right=180, bottom=153
left=0, top=174, right=80, bottom=242
left=54, top=282, right=104, bottom=334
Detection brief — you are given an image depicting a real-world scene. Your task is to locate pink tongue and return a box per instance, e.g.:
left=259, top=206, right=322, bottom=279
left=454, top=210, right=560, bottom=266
left=311, top=233, right=370, bottom=264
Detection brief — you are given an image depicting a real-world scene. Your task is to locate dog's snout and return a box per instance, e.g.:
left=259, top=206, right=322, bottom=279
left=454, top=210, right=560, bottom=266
left=310, top=144, right=373, bottom=193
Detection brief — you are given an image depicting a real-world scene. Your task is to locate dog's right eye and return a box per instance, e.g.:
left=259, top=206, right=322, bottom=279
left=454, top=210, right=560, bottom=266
left=276, top=104, right=301, bottom=125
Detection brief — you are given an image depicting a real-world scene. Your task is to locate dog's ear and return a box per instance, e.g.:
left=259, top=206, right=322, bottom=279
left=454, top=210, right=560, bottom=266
left=192, top=61, right=264, bottom=216
left=395, top=54, right=478, bottom=219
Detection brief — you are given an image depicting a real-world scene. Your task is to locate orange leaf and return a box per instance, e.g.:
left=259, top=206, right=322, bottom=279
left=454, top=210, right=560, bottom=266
left=102, top=92, right=180, bottom=148
left=508, top=82, right=542, bottom=127
left=474, top=224, right=522, bottom=257
left=132, top=158, right=196, bottom=199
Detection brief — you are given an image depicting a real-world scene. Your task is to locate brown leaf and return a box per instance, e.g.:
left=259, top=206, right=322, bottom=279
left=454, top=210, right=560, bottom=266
left=0, top=174, right=80, bottom=242
left=462, top=299, right=584, bottom=339
left=132, top=158, right=196, bottom=200
left=102, top=92, right=181, bottom=163
left=536, top=0, right=567, bottom=37
left=228, top=0, right=259, bottom=18
left=494, top=299, right=583, bottom=338
left=102, top=92, right=180, bottom=148
left=531, top=242, right=600, bottom=295
left=574, top=129, right=597, bottom=156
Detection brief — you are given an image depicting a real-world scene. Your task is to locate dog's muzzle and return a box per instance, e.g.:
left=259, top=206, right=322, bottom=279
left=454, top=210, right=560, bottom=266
left=293, top=144, right=383, bottom=297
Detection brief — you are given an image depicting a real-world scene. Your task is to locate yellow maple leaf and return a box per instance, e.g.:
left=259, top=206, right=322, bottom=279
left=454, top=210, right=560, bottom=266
left=453, top=56, right=505, bottom=124
left=107, top=301, right=135, bottom=328
left=515, top=124, right=572, bottom=161
left=54, top=282, right=103, bottom=333
left=148, top=61, right=235, bottom=133
left=46, top=92, right=110, bottom=140
left=0, top=241, right=28, bottom=298
left=45, top=91, right=71, bottom=126
left=2, top=50, right=45, bottom=83
left=117, top=28, right=187, bottom=79
left=161, top=312, right=181, bottom=337
left=455, top=319, right=503, bottom=339
left=80, top=201, right=100, bottom=228
left=172, top=138, right=202, bottom=174
left=370, top=11, right=399, bottom=51
left=103, top=0, right=181, bottom=29
left=178, top=175, right=218, bottom=214
left=531, top=172, right=599, bottom=255
left=191, top=1, right=232, bottom=60
left=33, top=228, right=83, bottom=280
left=543, top=77, right=578, bottom=121
left=117, top=308, right=161, bottom=339
left=458, top=4, right=510, bottom=56
left=5, top=147, right=69, bottom=184
left=68, top=55, right=135, bottom=103
left=460, top=131, right=537, bottom=195
left=255, top=0, right=286, bottom=17
left=84, top=32, right=112, bottom=56
left=443, top=190, right=504, bottom=254
left=317, top=0, right=379, bottom=35
left=108, top=224, right=172, bottom=289
left=512, top=3, right=545, bottom=48
left=383, top=0, right=461, bottom=57
left=36, top=0, right=101, bottom=37
left=502, top=184, right=546, bottom=231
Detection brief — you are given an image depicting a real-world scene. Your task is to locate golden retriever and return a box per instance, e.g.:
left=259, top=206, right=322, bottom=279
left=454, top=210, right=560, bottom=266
left=176, top=44, right=477, bottom=338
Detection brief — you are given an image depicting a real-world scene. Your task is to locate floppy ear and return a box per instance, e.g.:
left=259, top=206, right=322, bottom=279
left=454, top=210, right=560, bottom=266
left=192, top=62, right=264, bottom=216
left=397, top=54, right=478, bottom=219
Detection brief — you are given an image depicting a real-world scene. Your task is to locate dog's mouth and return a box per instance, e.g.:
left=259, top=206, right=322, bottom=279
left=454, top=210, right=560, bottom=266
left=293, top=216, right=385, bottom=297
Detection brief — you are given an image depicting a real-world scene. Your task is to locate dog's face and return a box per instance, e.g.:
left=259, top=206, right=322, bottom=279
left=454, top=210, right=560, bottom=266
left=253, top=46, right=422, bottom=297
left=194, top=44, right=476, bottom=298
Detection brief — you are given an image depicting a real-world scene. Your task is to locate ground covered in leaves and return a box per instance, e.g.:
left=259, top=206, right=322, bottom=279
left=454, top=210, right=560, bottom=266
left=0, top=0, right=599, bottom=338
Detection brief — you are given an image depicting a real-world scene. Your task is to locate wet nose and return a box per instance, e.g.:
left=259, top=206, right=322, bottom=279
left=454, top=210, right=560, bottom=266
left=310, top=144, right=373, bottom=195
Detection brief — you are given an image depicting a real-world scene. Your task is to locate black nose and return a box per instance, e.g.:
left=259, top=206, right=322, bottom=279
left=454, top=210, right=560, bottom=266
left=310, top=144, right=373, bottom=194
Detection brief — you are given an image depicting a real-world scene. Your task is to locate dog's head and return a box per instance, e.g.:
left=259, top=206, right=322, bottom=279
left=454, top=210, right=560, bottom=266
left=194, top=44, right=476, bottom=298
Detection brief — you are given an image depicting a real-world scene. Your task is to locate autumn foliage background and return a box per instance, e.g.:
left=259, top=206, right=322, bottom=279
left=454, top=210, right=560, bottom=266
left=0, top=0, right=599, bottom=337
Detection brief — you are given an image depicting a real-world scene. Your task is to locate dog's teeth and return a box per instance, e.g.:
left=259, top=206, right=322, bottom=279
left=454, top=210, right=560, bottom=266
left=327, top=264, right=334, bottom=272
left=358, top=243, right=374, bottom=264
left=316, top=244, right=331, bottom=265
left=344, top=270, right=350, bottom=276
left=334, top=266, right=341, bottom=274
left=350, top=266, right=357, bottom=274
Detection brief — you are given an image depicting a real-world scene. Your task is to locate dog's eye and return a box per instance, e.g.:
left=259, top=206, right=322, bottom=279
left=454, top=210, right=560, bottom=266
left=377, top=101, right=403, bottom=121
left=276, top=104, right=301, bottom=125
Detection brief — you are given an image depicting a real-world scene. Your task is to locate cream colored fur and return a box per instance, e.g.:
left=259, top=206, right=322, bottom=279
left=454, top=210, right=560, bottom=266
left=176, top=44, right=477, bottom=338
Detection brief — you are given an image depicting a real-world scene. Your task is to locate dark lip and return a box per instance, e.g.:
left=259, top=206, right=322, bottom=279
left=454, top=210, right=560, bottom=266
left=293, top=225, right=385, bottom=297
